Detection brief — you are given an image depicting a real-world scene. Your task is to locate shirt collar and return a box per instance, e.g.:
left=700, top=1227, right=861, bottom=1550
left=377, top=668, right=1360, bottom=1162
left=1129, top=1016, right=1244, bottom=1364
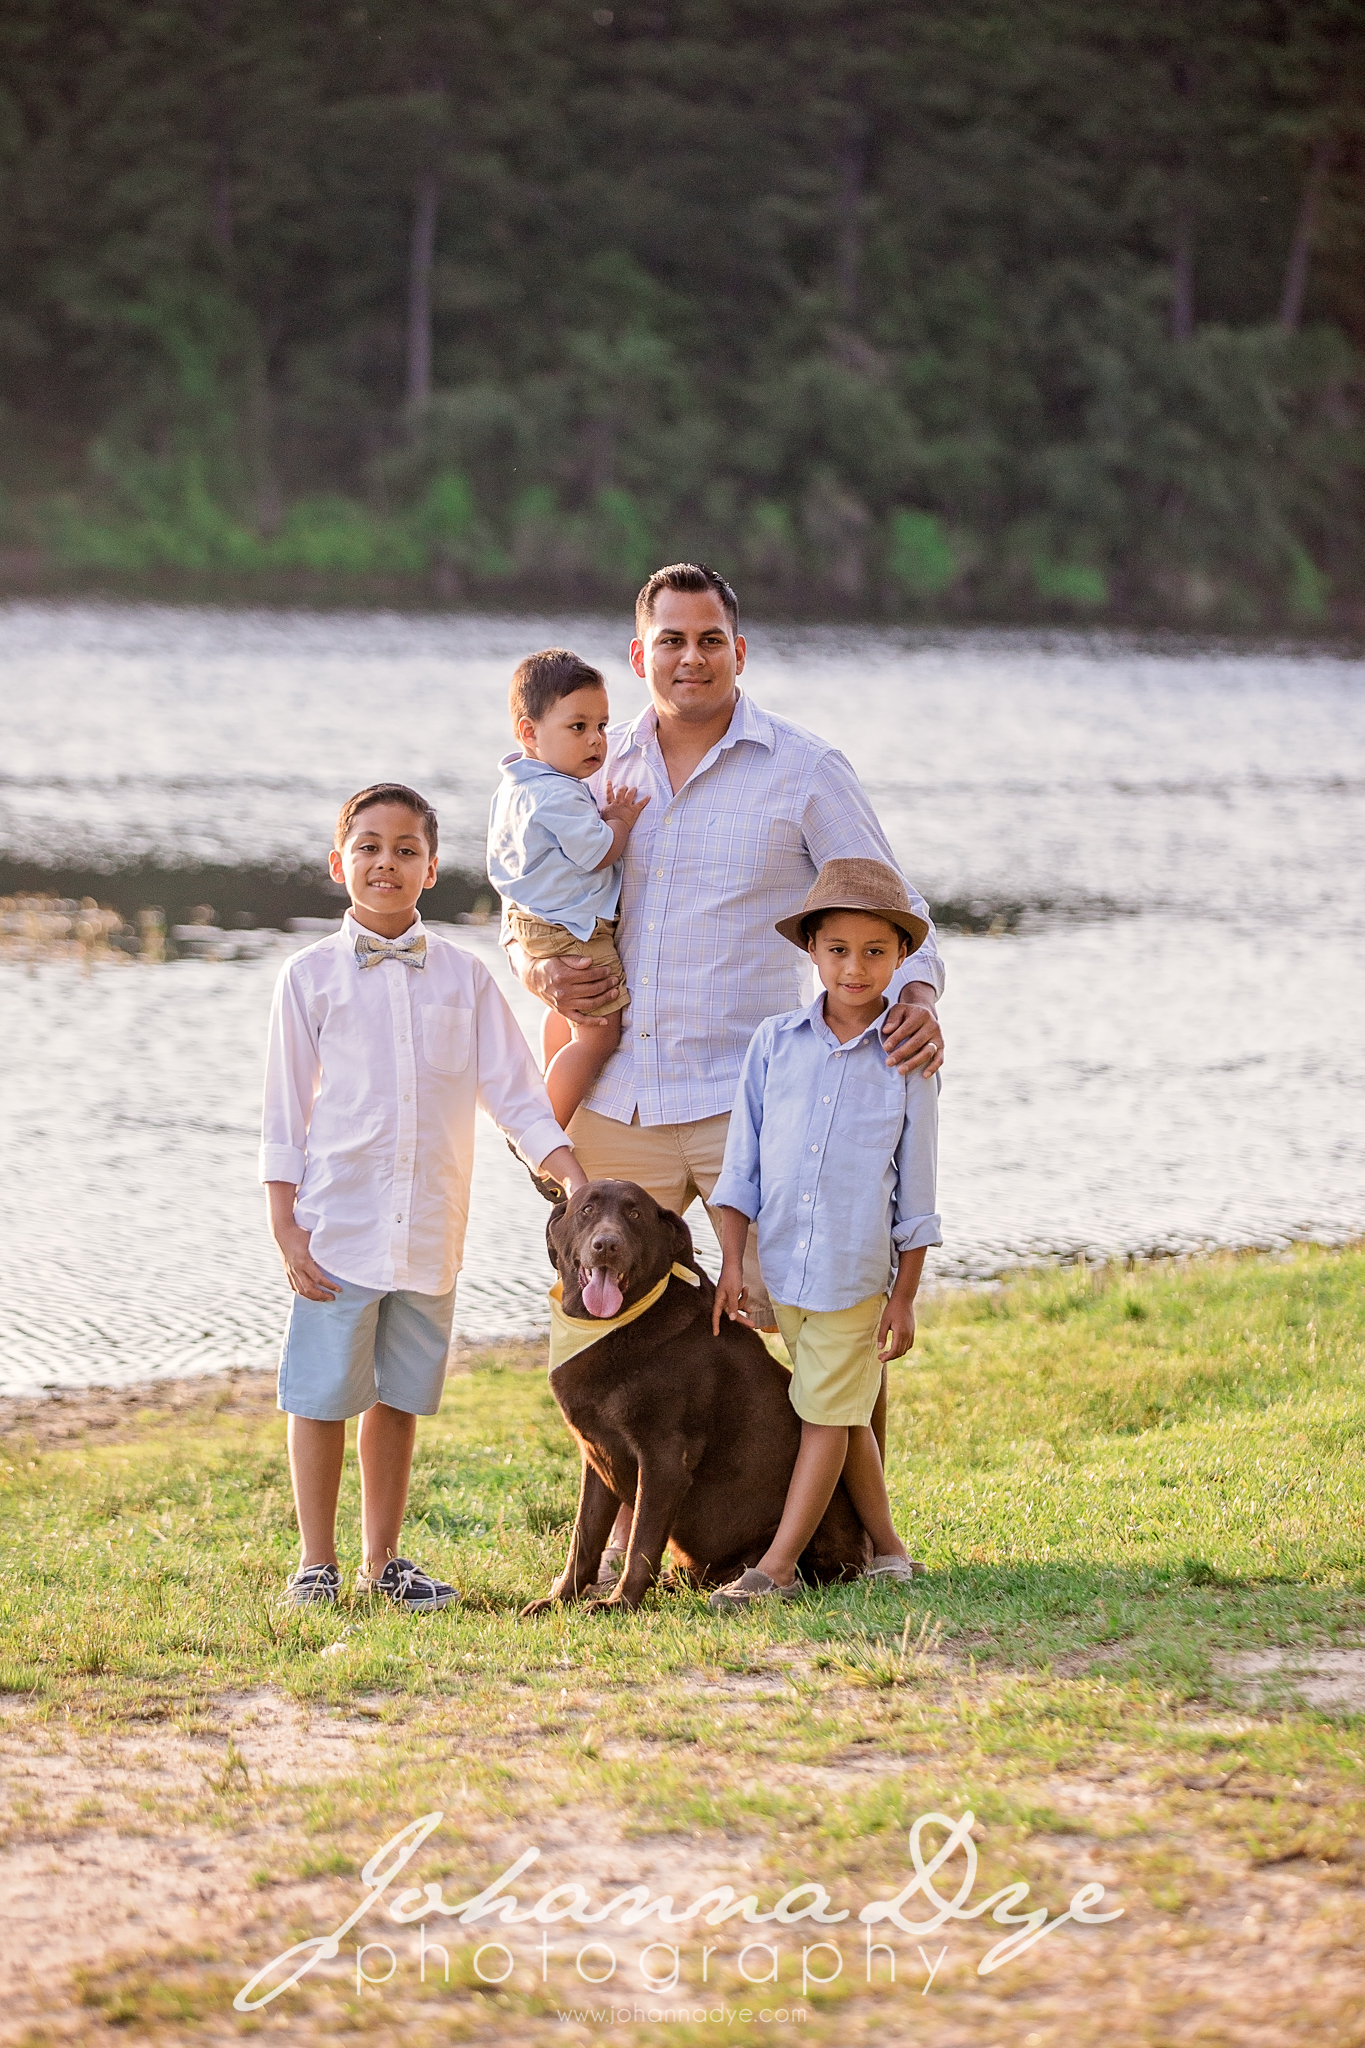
left=342, top=907, right=425, bottom=945
left=780, top=990, right=890, bottom=1052
left=499, top=749, right=567, bottom=781
left=619, top=688, right=774, bottom=761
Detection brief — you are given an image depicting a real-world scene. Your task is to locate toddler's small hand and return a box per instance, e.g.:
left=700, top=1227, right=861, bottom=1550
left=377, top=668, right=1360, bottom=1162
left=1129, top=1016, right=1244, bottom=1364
left=601, top=781, right=650, bottom=832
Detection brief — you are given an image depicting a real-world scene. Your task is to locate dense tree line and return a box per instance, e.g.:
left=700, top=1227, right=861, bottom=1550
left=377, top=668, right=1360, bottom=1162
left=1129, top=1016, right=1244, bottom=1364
left=1, top=0, right=1362, bottom=623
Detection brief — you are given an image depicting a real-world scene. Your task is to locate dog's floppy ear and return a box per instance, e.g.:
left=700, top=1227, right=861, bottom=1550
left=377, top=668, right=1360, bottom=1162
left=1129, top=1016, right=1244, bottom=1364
left=654, top=1204, right=696, bottom=1274
left=545, top=1198, right=569, bottom=1273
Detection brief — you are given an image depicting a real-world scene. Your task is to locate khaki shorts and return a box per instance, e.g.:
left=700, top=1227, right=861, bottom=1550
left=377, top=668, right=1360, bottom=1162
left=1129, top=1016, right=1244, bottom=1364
left=773, top=1294, right=886, bottom=1427
left=505, top=908, right=628, bottom=1017
left=566, top=1104, right=774, bottom=1328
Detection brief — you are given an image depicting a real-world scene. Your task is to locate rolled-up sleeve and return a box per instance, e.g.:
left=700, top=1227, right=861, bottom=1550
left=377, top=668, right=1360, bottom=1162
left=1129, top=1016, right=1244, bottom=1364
left=258, top=961, right=317, bottom=1185
left=892, top=1069, right=942, bottom=1254
left=802, top=750, right=944, bottom=998
left=709, top=1025, right=771, bottom=1220
left=472, top=967, right=571, bottom=1172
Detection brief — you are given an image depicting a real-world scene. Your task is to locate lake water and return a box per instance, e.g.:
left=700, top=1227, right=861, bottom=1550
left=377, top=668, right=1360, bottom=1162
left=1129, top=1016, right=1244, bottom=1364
left=2, top=602, right=1363, bottom=1394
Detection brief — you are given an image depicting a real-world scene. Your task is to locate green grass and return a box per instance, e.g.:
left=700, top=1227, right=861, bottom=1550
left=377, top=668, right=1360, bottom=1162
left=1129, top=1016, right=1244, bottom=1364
left=4, top=1246, right=1362, bottom=1709
left=4, top=1246, right=1365, bottom=2044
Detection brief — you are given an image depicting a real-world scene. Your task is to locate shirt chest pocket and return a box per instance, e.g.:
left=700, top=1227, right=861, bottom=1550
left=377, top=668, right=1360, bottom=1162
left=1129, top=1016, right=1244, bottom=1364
left=422, top=1004, right=472, bottom=1076
left=840, top=1070, right=906, bottom=1152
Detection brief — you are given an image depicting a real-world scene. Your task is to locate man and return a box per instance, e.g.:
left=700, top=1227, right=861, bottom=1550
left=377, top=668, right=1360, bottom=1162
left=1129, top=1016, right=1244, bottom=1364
left=507, top=561, right=943, bottom=1575
left=507, top=561, right=944, bottom=1319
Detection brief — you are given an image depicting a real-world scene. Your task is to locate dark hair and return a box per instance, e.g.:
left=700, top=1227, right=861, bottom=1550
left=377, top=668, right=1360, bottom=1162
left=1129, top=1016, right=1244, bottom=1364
left=804, top=906, right=909, bottom=951
left=510, top=648, right=606, bottom=726
left=334, top=783, right=439, bottom=856
left=635, top=561, right=739, bottom=637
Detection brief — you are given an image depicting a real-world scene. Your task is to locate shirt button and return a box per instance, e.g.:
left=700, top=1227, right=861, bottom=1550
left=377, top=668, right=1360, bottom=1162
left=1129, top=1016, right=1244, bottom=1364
left=802, top=1193, right=810, bottom=1202
left=810, top=1144, right=819, bottom=1153
left=648, top=922, right=655, bottom=931
left=655, top=869, right=664, bottom=878
left=403, top=1094, right=411, bottom=1102
left=822, top=1095, right=831, bottom=1103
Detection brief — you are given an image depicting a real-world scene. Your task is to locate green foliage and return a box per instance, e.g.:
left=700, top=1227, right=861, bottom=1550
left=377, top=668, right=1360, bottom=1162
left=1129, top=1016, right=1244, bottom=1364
left=886, top=510, right=959, bottom=599
left=0, top=0, right=1361, bottom=620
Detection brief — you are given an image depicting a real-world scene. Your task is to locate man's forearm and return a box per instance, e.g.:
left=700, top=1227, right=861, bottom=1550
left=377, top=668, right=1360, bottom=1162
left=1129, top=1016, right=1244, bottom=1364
left=266, top=1180, right=299, bottom=1234
left=902, top=980, right=938, bottom=1013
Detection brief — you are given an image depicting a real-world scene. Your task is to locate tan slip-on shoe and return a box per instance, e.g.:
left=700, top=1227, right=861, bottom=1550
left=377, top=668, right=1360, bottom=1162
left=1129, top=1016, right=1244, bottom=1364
left=708, top=1567, right=804, bottom=1612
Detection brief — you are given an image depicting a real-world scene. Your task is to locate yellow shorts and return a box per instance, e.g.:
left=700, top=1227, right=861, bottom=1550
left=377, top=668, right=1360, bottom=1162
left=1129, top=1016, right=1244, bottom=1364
left=773, top=1294, right=886, bottom=1427
left=505, top=908, right=628, bottom=1017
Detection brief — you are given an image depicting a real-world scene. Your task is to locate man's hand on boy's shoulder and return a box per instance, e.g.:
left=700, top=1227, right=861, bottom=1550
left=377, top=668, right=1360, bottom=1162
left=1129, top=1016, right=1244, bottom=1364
left=881, top=984, right=944, bottom=1078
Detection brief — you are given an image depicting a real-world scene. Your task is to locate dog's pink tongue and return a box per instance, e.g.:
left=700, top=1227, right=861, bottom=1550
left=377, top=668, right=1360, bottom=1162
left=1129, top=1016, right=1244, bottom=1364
left=582, top=1268, right=623, bottom=1319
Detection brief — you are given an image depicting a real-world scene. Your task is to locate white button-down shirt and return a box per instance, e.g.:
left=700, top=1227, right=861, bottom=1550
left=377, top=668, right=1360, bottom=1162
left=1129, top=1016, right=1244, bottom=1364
left=259, top=912, right=568, bottom=1294
left=711, top=994, right=942, bottom=1312
left=581, top=692, right=943, bottom=1127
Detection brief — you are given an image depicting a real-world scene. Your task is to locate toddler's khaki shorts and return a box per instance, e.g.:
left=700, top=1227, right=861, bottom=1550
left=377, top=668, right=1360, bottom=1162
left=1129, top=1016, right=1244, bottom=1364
left=506, top=908, right=629, bottom=1017
left=773, top=1294, right=886, bottom=1427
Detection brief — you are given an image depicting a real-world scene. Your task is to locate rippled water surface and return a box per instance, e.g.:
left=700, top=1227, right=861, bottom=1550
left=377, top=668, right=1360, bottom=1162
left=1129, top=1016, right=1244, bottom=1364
left=2, top=603, right=1362, bottom=1393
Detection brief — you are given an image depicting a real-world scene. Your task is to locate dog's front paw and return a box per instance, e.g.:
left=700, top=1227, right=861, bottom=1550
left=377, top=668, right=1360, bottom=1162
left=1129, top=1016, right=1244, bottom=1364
left=581, top=1592, right=639, bottom=1615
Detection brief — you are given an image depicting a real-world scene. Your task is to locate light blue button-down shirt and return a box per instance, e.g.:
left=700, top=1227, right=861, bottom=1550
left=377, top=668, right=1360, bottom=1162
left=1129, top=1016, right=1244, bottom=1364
left=711, top=994, right=942, bottom=1313
left=487, top=753, right=620, bottom=942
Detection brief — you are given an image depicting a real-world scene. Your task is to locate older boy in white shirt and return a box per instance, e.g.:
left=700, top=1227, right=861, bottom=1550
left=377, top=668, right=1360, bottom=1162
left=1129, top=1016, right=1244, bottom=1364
left=260, top=781, right=583, bottom=1608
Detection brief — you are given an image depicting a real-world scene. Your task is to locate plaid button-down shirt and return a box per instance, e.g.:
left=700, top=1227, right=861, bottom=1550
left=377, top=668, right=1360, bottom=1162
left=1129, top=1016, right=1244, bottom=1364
left=581, top=692, right=942, bottom=1128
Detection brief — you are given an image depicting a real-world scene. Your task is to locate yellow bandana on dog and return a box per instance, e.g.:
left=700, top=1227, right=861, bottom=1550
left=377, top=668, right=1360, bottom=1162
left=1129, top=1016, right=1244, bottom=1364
left=548, top=1263, right=701, bottom=1370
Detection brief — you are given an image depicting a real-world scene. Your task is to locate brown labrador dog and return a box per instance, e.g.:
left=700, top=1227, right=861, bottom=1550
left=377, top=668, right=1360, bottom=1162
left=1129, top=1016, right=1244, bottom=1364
left=521, top=1180, right=871, bottom=1614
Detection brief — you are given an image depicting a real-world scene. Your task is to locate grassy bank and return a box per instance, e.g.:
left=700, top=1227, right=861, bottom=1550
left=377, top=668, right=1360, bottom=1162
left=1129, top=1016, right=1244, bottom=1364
left=2, top=1246, right=1364, bottom=2044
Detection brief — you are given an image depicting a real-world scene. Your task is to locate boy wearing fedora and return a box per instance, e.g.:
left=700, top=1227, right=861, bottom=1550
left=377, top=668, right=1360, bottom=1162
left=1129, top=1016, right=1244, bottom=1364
left=708, top=858, right=942, bottom=1607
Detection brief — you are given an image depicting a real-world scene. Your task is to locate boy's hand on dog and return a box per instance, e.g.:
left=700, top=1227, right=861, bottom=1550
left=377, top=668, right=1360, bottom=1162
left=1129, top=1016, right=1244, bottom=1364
left=877, top=1299, right=916, bottom=1361
left=600, top=780, right=650, bottom=831
left=273, top=1220, right=339, bottom=1301
left=712, top=1262, right=754, bottom=1334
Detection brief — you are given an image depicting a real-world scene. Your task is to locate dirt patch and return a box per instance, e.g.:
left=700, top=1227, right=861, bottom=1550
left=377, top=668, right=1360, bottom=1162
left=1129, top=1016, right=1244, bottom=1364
left=1214, top=1644, right=1365, bottom=1714
left=0, top=1369, right=279, bottom=1450
left=2, top=1689, right=1365, bottom=2045
left=0, top=1688, right=377, bottom=2037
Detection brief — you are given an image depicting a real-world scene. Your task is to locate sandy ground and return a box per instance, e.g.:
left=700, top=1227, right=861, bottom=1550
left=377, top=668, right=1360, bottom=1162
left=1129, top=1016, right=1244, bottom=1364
left=3, top=1678, right=1365, bottom=2046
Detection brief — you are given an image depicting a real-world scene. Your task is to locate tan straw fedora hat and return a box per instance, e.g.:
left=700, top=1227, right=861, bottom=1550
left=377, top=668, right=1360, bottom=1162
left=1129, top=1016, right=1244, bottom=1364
left=775, top=857, right=930, bottom=954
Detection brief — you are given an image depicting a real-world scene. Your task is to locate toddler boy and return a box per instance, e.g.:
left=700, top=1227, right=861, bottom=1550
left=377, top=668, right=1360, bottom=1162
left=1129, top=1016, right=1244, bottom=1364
left=707, top=858, right=942, bottom=1609
left=261, top=781, right=583, bottom=1607
left=487, top=649, right=648, bottom=1139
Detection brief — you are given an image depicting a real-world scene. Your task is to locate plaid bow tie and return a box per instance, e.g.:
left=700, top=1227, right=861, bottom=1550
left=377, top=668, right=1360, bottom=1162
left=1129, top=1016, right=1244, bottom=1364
left=354, top=931, right=427, bottom=971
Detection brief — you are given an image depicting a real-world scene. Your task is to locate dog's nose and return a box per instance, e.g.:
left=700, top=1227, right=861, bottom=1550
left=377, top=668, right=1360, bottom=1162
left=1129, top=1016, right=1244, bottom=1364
left=589, top=1230, right=622, bottom=1259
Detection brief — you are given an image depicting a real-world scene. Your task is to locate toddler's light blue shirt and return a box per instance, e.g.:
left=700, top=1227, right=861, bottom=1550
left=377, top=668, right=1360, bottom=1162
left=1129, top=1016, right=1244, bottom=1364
left=711, top=994, right=942, bottom=1313
left=487, top=752, right=620, bottom=941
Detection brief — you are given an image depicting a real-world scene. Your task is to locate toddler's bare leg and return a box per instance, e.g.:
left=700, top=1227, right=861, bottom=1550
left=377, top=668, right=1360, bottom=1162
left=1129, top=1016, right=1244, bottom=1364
left=840, top=1423, right=906, bottom=1560
left=544, top=1009, right=622, bottom=1131
left=542, top=1008, right=573, bottom=1070
left=287, top=1415, right=346, bottom=1568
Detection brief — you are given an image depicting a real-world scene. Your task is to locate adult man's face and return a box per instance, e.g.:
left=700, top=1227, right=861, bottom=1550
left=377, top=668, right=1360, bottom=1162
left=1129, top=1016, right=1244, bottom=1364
left=630, top=589, right=747, bottom=727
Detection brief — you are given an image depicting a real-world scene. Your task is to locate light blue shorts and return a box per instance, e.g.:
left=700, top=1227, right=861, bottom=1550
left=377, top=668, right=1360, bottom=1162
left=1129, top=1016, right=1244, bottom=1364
left=277, top=1275, right=456, bottom=1421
